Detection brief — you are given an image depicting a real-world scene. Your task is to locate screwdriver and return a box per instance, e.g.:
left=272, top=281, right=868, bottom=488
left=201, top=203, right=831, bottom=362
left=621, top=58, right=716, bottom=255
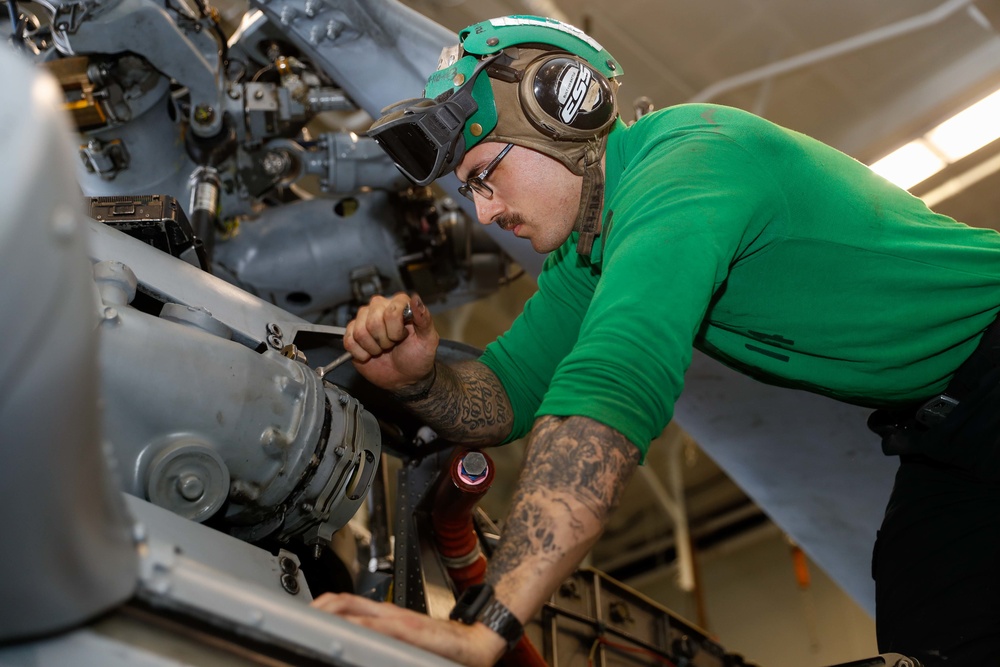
left=316, top=302, right=413, bottom=379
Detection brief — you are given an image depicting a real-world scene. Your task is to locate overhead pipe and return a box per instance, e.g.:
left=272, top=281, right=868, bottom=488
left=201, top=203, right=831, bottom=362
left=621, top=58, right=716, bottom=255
left=639, top=435, right=695, bottom=593
left=690, top=0, right=978, bottom=103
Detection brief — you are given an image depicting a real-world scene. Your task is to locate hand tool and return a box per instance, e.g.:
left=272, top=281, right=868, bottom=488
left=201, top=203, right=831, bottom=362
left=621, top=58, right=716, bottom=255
left=316, top=303, right=412, bottom=379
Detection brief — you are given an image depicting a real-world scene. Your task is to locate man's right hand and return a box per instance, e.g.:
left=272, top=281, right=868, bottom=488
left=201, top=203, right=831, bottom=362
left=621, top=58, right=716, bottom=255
left=344, top=292, right=439, bottom=395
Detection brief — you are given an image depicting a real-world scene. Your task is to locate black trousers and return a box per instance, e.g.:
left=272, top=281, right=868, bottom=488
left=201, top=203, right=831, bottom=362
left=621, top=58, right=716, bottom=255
left=872, top=372, right=1000, bottom=665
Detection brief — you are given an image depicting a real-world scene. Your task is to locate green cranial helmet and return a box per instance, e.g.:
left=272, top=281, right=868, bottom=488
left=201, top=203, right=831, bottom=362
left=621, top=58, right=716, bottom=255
left=367, top=15, right=624, bottom=255
left=368, top=15, right=624, bottom=185
left=425, top=15, right=624, bottom=158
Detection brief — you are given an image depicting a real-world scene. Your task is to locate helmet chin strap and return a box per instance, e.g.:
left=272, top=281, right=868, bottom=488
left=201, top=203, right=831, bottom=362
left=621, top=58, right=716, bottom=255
left=574, top=140, right=606, bottom=256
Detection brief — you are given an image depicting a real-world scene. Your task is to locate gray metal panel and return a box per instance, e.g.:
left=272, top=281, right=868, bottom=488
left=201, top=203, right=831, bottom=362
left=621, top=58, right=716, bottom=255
left=130, top=514, right=463, bottom=666
left=0, top=54, right=137, bottom=642
left=87, top=219, right=309, bottom=347
left=675, top=351, right=897, bottom=615
left=123, top=494, right=311, bottom=600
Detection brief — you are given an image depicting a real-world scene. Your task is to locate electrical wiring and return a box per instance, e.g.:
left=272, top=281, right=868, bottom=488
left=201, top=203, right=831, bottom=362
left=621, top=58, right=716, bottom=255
left=586, top=636, right=678, bottom=667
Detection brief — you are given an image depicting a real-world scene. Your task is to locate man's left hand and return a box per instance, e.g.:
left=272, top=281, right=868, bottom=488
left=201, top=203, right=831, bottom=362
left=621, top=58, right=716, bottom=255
left=311, top=592, right=506, bottom=667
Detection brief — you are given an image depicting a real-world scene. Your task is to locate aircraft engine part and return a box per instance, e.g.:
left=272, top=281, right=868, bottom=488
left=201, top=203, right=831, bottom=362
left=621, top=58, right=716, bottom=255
left=0, top=55, right=137, bottom=644
left=93, top=259, right=381, bottom=546
left=213, top=194, right=404, bottom=320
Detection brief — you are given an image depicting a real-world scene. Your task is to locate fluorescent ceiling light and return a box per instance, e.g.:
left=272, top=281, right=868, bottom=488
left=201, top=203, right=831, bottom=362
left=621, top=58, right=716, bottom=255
left=925, top=89, right=1000, bottom=161
left=870, top=87, right=1000, bottom=191
left=869, top=140, right=946, bottom=191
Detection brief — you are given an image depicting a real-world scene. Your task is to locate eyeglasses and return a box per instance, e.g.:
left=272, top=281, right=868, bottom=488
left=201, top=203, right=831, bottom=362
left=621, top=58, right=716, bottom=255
left=457, top=143, right=514, bottom=201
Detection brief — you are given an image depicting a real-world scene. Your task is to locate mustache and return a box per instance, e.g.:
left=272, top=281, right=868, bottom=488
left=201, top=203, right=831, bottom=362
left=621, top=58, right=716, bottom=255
left=495, top=213, right=528, bottom=231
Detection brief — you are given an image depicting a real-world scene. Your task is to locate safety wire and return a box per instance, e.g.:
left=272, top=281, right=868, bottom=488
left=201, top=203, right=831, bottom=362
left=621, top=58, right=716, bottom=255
left=586, top=635, right=678, bottom=667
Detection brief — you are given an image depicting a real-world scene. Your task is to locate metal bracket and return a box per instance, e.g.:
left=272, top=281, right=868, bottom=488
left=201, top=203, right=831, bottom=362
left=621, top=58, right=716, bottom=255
left=52, top=0, right=93, bottom=33
left=915, top=393, right=959, bottom=426
left=79, top=137, right=130, bottom=179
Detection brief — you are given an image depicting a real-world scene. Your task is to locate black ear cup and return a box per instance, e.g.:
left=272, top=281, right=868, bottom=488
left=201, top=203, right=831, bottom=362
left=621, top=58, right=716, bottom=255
left=519, top=54, right=617, bottom=140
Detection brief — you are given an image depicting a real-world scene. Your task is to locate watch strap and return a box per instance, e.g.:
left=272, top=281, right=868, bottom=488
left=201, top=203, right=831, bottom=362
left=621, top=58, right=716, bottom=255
left=450, top=583, right=524, bottom=651
left=478, top=597, right=524, bottom=651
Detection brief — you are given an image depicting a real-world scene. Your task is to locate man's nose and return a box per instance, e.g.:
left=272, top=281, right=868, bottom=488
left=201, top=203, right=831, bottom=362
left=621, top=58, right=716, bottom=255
left=474, top=196, right=504, bottom=225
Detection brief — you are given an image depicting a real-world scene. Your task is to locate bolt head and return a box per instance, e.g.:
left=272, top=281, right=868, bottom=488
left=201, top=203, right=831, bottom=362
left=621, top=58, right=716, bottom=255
left=177, top=474, right=205, bottom=501
left=193, top=105, right=215, bottom=124
left=460, top=451, right=488, bottom=478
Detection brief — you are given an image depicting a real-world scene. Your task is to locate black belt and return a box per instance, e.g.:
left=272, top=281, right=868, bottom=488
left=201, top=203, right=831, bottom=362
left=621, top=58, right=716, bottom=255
left=916, top=309, right=1000, bottom=426
left=869, top=309, right=1000, bottom=450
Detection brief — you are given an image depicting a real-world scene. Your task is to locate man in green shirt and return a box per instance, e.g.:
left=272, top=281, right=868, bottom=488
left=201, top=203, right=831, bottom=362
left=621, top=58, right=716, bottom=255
left=312, top=15, right=1000, bottom=666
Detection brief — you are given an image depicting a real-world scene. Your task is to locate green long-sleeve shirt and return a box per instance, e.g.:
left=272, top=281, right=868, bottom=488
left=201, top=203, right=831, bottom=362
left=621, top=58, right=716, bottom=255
left=479, top=104, right=1000, bottom=458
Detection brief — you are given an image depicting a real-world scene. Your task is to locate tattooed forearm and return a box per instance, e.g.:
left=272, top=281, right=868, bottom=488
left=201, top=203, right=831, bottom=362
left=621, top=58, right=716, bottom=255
left=487, top=415, right=640, bottom=594
left=395, top=360, right=513, bottom=445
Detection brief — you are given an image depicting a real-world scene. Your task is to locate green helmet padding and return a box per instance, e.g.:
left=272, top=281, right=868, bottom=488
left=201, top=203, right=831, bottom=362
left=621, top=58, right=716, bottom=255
left=459, top=15, right=623, bottom=79
left=424, top=55, right=499, bottom=158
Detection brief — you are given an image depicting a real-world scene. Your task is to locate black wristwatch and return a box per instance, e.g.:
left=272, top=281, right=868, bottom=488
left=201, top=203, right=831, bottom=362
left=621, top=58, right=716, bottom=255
left=449, top=583, right=524, bottom=651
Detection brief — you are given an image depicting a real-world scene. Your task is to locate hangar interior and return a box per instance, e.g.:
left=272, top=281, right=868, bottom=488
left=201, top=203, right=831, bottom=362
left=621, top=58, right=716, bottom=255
left=3, top=0, right=1000, bottom=666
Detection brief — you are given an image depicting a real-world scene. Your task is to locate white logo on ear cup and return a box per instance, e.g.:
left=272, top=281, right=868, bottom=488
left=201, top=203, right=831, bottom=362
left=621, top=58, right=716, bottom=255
left=556, top=62, right=594, bottom=125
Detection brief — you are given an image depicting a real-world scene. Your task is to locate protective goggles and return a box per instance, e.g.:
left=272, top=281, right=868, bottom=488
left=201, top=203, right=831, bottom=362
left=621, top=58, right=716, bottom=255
left=367, top=54, right=500, bottom=186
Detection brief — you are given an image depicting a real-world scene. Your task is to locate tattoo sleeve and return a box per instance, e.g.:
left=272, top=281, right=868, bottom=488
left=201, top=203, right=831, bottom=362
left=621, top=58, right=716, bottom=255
left=485, top=415, right=641, bottom=618
left=396, top=360, right=514, bottom=446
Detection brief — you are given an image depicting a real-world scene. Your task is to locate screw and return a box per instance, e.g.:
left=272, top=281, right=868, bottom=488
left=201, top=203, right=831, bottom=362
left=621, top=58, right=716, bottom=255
left=267, top=334, right=282, bottom=349
left=609, top=601, right=633, bottom=624
left=326, top=18, right=344, bottom=40
left=486, top=37, right=499, bottom=46
left=266, top=322, right=283, bottom=337
left=176, top=474, right=205, bottom=501
left=193, top=104, right=215, bottom=125
left=261, top=151, right=289, bottom=176
left=278, top=556, right=298, bottom=574
left=280, top=573, right=300, bottom=594
left=559, top=580, right=580, bottom=598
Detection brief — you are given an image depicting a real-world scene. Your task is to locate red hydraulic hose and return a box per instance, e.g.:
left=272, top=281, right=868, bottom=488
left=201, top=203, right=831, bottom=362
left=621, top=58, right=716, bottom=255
left=430, top=449, right=548, bottom=667
left=431, top=449, right=494, bottom=590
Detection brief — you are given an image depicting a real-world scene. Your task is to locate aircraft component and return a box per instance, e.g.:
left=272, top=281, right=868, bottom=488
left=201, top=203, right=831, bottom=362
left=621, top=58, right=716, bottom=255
left=93, top=253, right=381, bottom=545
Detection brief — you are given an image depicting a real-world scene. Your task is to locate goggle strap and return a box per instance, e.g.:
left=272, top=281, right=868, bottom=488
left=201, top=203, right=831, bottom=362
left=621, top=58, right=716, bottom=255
left=575, top=156, right=605, bottom=256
